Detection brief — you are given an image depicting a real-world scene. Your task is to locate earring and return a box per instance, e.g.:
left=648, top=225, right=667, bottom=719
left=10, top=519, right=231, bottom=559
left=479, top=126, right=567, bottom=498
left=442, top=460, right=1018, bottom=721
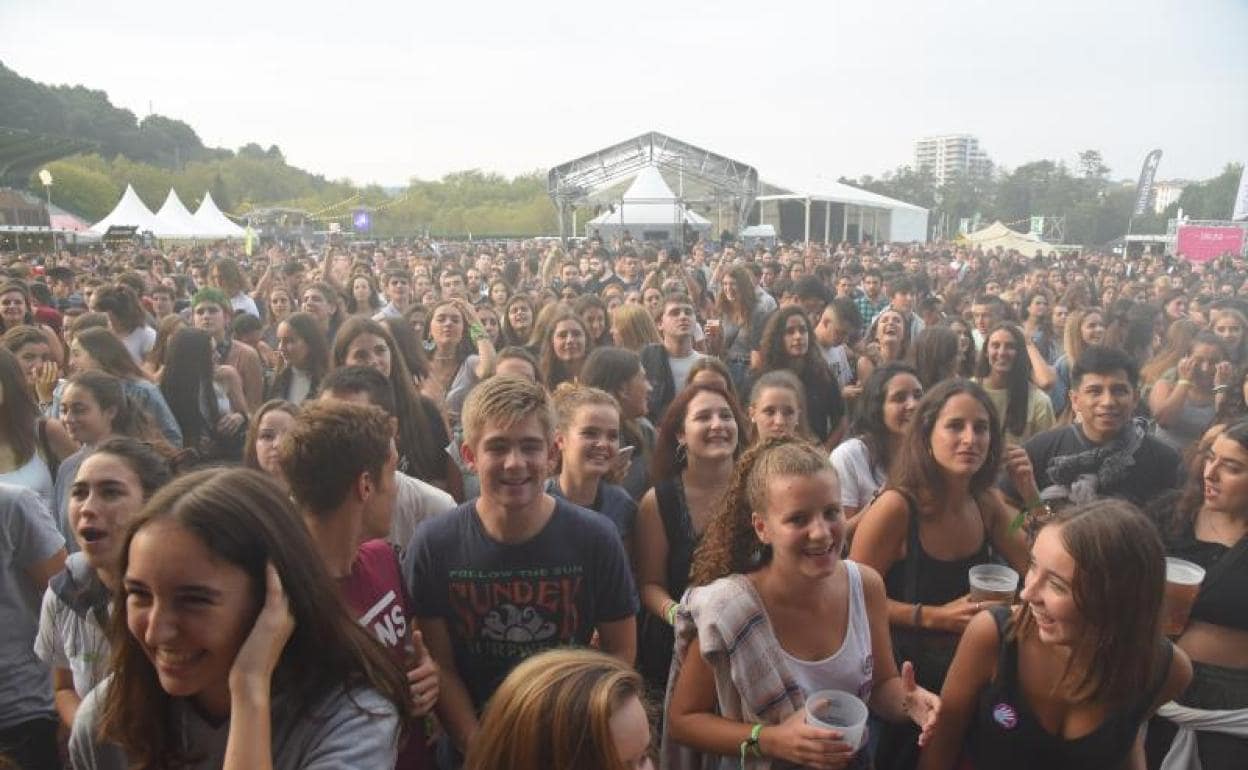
left=675, top=442, right=688, bottom=465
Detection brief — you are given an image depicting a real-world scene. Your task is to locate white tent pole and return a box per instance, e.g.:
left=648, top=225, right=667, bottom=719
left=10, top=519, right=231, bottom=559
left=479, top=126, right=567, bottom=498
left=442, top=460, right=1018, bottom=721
left=857, top=207, right=864, bottom=244
left=804, top=197, right=811, bottom=244
left=842, top=205, right=849, bottom=242
left=824, top=203, right=831, bottom=244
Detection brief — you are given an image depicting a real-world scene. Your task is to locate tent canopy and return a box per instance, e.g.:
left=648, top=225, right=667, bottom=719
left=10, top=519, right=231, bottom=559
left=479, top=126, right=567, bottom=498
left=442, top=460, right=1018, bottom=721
left=193, top=191, right=245, bottom=238
left=586, top=166, right=711, bottom=229
left=90, top=184, right=158, bottom=234
left=153, top=190, right=203, bottom=239
left=961, top=220, right=1055, bottom=255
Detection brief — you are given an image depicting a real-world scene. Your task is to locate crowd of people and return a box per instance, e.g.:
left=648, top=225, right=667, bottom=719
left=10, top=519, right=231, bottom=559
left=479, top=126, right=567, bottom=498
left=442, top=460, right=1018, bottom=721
left=0, top=232, right=1245, bottom=769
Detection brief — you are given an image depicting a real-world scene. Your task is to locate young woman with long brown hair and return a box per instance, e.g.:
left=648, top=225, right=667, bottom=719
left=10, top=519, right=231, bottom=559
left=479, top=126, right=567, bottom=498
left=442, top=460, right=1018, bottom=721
left=920, top=499, right=1191, bottom=770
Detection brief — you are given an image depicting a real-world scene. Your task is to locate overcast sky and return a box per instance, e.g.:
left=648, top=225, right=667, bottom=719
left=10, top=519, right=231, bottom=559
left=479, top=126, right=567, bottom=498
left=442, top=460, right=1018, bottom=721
left=3, top=0, right=1245, bottom=188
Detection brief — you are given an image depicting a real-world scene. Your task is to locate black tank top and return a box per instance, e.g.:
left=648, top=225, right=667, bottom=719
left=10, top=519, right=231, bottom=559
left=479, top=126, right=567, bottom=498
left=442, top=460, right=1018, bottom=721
left=637, top=477, right=699, bottom=692
left=972, top=606, right=1173, bottom=769
left=883, top=491, right=992, bottom=692
left=1165, top=526, right=1248, bottom=631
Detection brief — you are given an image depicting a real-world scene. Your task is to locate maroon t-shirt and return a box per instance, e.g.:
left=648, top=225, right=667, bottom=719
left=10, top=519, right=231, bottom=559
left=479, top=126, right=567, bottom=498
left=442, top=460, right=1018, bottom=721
left=339, top=539, right=433, bottom=770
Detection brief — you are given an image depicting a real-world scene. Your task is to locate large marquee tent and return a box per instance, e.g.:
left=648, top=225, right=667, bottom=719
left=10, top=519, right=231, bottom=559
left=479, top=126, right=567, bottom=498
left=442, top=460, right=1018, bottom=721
left=193, top=191, right=245, bottom=238
left=960, top=220, right=1055, bottom=255
left=584, top=166, right=713, bottom=243
left=91, top=186, right=245, bottom=239
left=90, top=184, right=160, bottom=235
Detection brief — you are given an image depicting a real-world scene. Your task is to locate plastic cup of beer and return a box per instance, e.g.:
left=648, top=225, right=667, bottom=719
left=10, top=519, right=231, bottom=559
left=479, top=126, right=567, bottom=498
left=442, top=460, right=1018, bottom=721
left=968, top=564, right=1020, bottom=603
left=1161, top=557, right=1205, bottom=637
left=805, top=690, right=868, bottom=751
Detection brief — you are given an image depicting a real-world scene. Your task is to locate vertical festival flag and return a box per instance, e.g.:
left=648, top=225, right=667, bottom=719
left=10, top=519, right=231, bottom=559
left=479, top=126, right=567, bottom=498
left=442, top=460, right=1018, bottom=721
left=1233, top=163, right=1248, bottom=222
left=1133, top=149, right=1164, bottom=218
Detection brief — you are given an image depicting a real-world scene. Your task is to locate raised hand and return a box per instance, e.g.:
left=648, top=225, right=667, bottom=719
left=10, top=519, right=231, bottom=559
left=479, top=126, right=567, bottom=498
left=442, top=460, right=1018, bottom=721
left=899, top=661, right=941, bottom=747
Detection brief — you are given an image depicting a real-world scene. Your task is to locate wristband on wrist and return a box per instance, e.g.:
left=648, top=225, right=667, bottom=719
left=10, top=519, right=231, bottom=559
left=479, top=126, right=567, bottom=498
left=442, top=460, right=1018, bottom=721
left=1214, top=385, right=1229, bottom=394
left=1176, top=378, right=1193, bottom=388
left=468, top=323, right=486, bottom=343
left=912, top=602, right=923, bottom=629
left=665, top=601, right=681, bottom=626
left=740, top=723, right=764, bottom=765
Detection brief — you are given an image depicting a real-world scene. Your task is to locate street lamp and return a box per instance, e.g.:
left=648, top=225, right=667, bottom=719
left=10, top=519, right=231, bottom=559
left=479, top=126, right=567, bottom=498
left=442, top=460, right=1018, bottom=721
left=38, top=169, right=53, bottom=212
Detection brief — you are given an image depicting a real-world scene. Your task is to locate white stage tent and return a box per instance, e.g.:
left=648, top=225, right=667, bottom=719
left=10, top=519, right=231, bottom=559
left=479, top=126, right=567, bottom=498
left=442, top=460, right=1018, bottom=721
left=192, top=191, right=245, bottom=238
left=755, top=177, right=930, bottom=244
left=585, top=166, right=713, bottom=243
left=153, top=190, right=204, bottom=239
left=90, top=184, right=159, bottom=235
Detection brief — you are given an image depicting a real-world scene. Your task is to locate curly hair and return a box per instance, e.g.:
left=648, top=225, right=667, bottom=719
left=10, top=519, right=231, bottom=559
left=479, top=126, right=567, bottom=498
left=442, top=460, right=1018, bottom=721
left=688, top=438, right=833, bottom=587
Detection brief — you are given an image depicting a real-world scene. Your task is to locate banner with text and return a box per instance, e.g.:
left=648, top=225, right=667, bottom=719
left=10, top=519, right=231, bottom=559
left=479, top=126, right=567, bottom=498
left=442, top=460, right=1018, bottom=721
left=1233, top=164, right=1248, bottom=222
left=1176, top=225, right=1246, bottom=263
left=1133, top=149, right=1163, bottom=218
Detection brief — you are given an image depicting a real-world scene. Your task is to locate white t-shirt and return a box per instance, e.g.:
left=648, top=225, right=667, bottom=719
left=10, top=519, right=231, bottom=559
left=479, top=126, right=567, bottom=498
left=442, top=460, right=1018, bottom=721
left=120, top=326, right=157, bottom=365
left=668, top=351, right=706, bottom=392
left=33, top=554, right=110, bottom=699
left=230, top=292, right=260, bottom=319
left=389, top=471, right=456, bottom=553
left=830, top=438, right=887, bottom=511
left=821, top=344, right=853, bottom=388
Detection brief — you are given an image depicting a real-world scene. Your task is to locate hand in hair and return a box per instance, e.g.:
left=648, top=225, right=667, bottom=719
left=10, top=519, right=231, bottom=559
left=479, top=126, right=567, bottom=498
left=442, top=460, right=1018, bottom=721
left=228, top=563, right=295, bottom=696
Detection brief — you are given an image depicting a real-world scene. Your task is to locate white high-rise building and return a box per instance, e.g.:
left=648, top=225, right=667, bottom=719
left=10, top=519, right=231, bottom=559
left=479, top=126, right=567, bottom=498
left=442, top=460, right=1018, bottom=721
left=1152, top=180, right=1188, bottom=215
left=914, top=134, right=993, bottom=186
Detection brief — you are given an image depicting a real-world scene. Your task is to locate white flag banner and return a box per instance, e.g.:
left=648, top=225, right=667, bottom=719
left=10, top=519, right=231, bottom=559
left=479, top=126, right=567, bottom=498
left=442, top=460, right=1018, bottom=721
left=1233, top=164, right=1248, bottom=222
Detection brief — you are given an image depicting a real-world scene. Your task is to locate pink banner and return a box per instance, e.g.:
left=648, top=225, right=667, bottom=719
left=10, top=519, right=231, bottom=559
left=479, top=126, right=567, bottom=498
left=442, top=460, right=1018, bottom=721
left=1176, top=226, right=1245, bottom=263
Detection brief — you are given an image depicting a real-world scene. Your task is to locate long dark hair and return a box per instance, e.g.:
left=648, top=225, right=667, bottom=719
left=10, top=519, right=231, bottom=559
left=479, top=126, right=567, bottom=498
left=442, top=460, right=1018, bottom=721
left=379, top=316, right=430, bottom=381
left=99, top=468, right=410, bottom=769
left=76, top=327, right=150, bottom=382
left=65, top=371, right=157, bottom=443
left=889, top=378, right=1004, bottom=510
left=538, top=309, right=588, bottom=391
left=501, top=296, right=534, bottom=348
left=1011, top=499, right=1167, bottom=708
left=755, top=305, right=836, bottom=390
left=975, top=322, right=1033, bottom=437
left=269, top=312, right=330, bottom=402
left=911, top=326, right=959, bottom=389
left=581, top=346, right=648, bottom=465
left=159, top=328, right=219, bottom=448
left=853, top=362, right=921, bottom=473
left=0, top=348, right=37, bottom=464
left=331, top=317, right=446, bottom=482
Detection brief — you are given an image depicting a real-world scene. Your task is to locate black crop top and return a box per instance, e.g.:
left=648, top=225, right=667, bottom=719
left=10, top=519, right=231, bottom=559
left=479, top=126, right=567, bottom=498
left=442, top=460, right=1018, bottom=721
left=1165, top=528, right=1248, bottom=632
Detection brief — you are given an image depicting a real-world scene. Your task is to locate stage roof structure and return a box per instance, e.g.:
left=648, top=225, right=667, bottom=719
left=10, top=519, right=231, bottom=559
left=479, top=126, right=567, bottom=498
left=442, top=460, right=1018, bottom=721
left=548, top=131, right=760, bottom=241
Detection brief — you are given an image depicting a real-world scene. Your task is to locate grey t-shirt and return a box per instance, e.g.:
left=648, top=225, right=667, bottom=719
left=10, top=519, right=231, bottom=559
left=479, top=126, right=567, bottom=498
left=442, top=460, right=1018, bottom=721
left=70, top=679, right=400, bottom=770
left=0, top=482, right=64, bottom=729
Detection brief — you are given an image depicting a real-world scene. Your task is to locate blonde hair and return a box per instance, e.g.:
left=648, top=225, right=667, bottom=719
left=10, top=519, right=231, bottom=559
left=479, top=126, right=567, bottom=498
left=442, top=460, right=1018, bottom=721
left=552, top=382, right=621, bottom=432
left=462, top=374, right=555, bottom=447
left=464, top=648, right=647, bottom=770
left=611, top=303, right=662, bottom=351
left=689, top=438, right=834, bottom=586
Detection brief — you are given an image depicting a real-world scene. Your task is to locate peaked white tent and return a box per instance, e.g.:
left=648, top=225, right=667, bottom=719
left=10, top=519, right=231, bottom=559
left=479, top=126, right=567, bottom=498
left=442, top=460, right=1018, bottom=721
left=90, top=184, right=159, bottom=234
left=192, top=191, right=245, bottom=238
left=960, top=221, right=1055, bottom=256
left=153, top=189, right=205, bottom=239
left=586, top=166, right=712, bottom=243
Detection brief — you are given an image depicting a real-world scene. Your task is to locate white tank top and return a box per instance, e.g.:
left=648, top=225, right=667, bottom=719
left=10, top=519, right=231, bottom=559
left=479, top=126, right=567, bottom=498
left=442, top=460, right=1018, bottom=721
left=0, top=448, right=54, bottom=506
left=780, top=560, right=874, bottom=703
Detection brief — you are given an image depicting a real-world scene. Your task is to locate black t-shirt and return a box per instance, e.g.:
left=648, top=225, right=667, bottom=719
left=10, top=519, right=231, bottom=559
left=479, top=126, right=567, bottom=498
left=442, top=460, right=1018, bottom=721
left=999, top=424, right=1180, bottom=507
left=402, top=496, right=638, bottom=710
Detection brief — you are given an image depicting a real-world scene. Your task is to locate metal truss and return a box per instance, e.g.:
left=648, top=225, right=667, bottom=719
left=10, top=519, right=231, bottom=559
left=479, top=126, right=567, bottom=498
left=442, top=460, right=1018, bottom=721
left=547, top=131, right=760, bottom=241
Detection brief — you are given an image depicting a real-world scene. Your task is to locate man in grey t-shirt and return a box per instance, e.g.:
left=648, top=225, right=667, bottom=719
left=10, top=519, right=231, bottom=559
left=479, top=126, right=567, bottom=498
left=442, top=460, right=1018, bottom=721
left=0, top=483, right=66, bottom=768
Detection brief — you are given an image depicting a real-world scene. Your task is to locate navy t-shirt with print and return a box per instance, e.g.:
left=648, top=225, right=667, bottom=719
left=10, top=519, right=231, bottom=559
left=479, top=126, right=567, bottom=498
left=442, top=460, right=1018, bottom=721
left=402, top=496, right=638, bottom=710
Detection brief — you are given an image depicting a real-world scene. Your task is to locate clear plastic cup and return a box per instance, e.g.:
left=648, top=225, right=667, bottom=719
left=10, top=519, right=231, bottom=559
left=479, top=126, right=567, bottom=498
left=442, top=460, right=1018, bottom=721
left=805, top=690, right=869, bottom=751
left=968, top=564, right=1020, bottom=602
left=1161, top=557, right=1205, bottom=636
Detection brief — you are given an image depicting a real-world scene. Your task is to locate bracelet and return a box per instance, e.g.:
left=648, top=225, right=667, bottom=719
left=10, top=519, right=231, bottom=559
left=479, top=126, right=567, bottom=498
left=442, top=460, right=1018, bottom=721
left=468, top=323, right=486, bottom=343
left=665, top=601, right=681, bottom=626
left=739, top=723, right=764, bottom=766
left=1022, top=497, right=1045, bottom=513
left=1176, top=379, right=1193, bottom=388
left=1214, top=385, right=1229, bottom=394
left=912, top=602, right=923, bottom=629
